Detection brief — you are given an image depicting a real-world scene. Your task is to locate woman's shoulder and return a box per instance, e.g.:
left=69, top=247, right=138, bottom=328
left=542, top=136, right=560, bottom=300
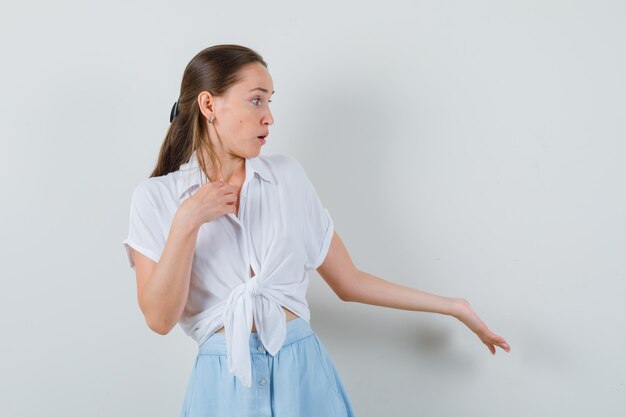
left=128, top=172, right=180, bottom=204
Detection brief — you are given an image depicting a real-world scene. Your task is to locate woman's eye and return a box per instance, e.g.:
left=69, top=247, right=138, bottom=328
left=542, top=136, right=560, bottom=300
left=252, top=98, right=272, bottom=106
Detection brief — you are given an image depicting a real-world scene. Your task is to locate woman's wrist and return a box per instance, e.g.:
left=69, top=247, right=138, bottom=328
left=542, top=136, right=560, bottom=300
left=449, top=297, right=470, bottom=319
left=173, top=208, right=201, bottom=235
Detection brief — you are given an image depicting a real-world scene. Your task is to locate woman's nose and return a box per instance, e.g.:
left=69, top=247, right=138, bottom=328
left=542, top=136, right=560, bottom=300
left=263, top=108, right=274, bottom=126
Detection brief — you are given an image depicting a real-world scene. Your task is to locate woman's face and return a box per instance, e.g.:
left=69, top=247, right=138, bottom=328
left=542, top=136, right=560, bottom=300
left=205, top=62, right=275, bottom=159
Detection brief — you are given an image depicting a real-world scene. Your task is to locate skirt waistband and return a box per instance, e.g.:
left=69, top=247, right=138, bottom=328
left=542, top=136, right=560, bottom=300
left=198, top=318, right=314, bottom=355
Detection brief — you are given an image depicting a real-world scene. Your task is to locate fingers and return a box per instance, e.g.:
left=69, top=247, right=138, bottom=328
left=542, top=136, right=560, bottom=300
left=216, top=182, right=237, bottom=194
left=483, top=329, right=511, bottom=353
left=498, top=338, right=511, bottom=352
left=484, top=338, right=511, bottom=355
left=493, top=335, right=511, bottom=353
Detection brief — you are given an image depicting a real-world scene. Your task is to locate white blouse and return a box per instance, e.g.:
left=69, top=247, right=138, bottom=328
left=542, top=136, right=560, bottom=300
left=122, top=150, right=334, bottom=387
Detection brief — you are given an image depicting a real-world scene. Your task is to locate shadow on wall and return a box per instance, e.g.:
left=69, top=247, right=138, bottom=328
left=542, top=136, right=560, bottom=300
left=309, top=299, right=479, bottom=375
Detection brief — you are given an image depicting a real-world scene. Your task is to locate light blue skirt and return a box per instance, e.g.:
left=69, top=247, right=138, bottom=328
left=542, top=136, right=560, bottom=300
left=180, top=318, right=355, bottom=417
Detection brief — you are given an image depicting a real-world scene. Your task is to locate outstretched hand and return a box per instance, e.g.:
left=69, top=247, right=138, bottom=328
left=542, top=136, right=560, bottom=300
left=452, top=299, right=511, bottom=355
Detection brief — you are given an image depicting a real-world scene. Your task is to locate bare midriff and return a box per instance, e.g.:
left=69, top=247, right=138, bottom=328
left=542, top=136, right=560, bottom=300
left=215, top=306, right=299, bottom=333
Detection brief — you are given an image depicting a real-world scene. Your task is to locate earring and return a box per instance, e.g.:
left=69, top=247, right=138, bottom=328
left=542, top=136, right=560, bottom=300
left=208, top=116, right=213, bottom=124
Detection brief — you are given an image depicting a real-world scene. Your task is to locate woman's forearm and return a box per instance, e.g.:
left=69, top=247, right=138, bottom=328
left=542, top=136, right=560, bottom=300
left=139, top=213, right=200, bottom=334
left=343, top=269, right=462, bottom=317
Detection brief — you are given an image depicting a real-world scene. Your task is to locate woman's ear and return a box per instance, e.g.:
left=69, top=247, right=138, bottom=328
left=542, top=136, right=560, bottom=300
left=197, top=91, right=217, bottom=121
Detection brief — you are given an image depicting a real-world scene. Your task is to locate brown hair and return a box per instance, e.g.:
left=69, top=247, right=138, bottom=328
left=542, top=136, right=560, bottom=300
left=149, top=44, right=268, bottom=180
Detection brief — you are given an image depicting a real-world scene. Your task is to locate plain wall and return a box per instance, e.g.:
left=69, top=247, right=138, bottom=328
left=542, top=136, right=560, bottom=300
left=1, top=0, right=625, bottom=416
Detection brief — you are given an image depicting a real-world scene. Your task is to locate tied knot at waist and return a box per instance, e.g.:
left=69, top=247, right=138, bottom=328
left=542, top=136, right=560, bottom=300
left=245, top=275, right=261, bottom=296
left=221, top=273, right=288, bottom=388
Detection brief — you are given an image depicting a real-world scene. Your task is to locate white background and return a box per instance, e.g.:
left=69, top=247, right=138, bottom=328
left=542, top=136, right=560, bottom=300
left=1, top=1, right=625, bottom=416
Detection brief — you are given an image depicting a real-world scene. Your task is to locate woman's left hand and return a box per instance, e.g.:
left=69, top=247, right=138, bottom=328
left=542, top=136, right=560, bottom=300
left=452, top=298, right=511, bottom=355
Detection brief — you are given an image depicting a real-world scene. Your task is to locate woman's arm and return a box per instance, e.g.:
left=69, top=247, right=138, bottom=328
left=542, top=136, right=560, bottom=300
left=316, top=231, right=511, bottom=355
left=132, top=215, right=200, bottom=335
left=133, top=180, right=238, bottom=335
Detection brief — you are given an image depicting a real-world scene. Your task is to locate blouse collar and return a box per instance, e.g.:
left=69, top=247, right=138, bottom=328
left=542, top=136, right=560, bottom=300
left=176, top=150, right=273, bottom=200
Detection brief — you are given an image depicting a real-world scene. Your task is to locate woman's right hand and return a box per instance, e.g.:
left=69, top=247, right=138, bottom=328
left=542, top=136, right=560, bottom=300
left=453, top=298, right=511, bottom=355
left=175, top=181, right=238, bottom=229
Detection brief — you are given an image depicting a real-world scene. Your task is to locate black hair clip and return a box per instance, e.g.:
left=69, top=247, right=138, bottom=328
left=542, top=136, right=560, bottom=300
left=170, top=99, right=180, bottom=123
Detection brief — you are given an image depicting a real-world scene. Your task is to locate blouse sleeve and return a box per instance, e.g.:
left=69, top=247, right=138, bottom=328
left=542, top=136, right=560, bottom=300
left=294, top=159, right=335, bottom=271
left=121, top=181, right=167, bottom=270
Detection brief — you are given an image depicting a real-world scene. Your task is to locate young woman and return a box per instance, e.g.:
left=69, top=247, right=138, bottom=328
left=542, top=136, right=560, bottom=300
left=122, top=44, right=510, bottom=417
